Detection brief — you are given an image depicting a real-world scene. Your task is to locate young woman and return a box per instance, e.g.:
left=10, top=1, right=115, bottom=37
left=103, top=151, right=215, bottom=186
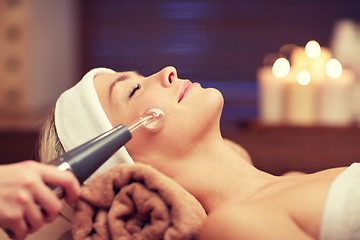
left=38, top=66, right=359, bottom=240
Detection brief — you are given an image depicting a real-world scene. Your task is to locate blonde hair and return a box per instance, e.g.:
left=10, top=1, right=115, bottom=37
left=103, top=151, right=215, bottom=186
left=38, top=108, right=65, bottom=163
left=38, top=108, right=75, bottom=220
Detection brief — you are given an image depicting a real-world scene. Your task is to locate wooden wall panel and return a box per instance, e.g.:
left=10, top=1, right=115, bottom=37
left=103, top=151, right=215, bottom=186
left=0, top=0, right=32, bottom=116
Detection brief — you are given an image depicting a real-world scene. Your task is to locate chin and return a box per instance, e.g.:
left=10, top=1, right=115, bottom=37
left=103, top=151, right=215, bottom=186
left=206, top=87, right=224, bottom=113
left=196, top=87, right=224, bottom=127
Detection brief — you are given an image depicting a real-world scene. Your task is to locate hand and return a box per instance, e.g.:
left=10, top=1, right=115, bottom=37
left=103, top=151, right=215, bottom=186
left=0, top=160, right=81, bottom=240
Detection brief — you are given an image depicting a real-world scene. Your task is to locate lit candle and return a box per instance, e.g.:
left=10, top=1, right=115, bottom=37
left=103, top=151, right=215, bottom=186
left=257, top=58, right=290, bottom=124
left=306, top=41, right=332, bottom=84
left=291, top=46, right=308, bottom=73
left=319, top=59, right=356, bottom=126
left=286, top=70, right=317, bottom=125
left=291, top=41, right=332, bottom=84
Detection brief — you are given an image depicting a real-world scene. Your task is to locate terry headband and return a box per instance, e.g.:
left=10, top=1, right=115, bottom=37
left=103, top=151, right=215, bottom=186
left=55, top=68, right=134, bottom=183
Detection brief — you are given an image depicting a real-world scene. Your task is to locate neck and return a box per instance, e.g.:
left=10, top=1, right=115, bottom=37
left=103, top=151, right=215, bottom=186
left=171, top=137, right=277, bottom=214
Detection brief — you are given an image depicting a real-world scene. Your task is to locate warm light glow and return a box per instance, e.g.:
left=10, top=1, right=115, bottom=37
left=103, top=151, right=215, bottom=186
left=297, top=71, right=311, bottom=85
left=305, top=40, right=321, bottom=59
left=326, top=58, right=342, bottom=79
left=272, top=58, right=290, bottom=77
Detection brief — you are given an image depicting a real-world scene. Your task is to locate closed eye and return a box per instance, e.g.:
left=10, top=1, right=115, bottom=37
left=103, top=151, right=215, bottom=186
left=129, top=84, right=141, bottom=98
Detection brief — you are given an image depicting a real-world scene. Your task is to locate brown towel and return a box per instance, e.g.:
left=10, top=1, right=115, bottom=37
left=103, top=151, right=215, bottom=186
left=72, top=163, right=207, bottom=240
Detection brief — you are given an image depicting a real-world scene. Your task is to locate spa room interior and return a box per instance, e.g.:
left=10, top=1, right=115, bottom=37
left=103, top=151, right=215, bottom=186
left=1, top=0, right=360, bottom=176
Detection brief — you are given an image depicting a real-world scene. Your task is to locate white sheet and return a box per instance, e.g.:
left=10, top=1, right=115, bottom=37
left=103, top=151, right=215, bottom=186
left=320, top=162, right=360, bottom=240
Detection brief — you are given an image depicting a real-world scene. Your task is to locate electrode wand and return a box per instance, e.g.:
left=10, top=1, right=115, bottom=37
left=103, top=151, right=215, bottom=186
left=48, top=108, right=164, bottom=198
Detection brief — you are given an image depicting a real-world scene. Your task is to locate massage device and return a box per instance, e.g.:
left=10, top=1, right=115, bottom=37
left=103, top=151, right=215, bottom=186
left=49, top=107, right=165, bottom=198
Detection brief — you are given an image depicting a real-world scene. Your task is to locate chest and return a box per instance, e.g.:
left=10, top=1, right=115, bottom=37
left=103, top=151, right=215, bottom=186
left=243, top=176, right=337, bottom=239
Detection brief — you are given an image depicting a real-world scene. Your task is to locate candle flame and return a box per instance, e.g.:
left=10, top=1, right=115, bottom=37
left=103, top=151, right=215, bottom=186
left=326, top=58, right=342, bottom=79
left=305, top=40, right=321, bottom=59
left=272, top=58, right=290, bottom=78
left=297, top=71, right=311, bottom=85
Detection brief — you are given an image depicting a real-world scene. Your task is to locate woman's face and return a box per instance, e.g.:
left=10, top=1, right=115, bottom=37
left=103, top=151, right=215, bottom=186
left=94, top=66, right=224, bottom=165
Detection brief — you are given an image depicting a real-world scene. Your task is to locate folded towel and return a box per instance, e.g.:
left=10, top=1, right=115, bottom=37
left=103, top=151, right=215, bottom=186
left=319, top=162, right=360, bottom=240
left=72, top=163, right=207, bottom=240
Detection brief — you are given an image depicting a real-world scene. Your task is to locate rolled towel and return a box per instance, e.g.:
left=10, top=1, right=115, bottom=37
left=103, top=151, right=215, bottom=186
left=72, top=163, right=207, bottom=240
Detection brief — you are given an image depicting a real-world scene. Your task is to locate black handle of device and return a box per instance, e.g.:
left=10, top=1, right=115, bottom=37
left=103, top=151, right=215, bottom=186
left=48, top=124, right=132, bottom=197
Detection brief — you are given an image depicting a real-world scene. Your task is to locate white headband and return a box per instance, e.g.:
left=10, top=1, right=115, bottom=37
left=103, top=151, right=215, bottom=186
left=55, top=68, right=134, bottom=183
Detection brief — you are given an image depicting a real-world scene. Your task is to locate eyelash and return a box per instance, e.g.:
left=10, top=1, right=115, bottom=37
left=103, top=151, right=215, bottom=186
left=129, top=83, right=141, bottom=98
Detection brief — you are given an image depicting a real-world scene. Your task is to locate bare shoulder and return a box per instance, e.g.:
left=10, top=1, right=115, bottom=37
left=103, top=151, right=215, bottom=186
left=248, top=167, right=347, bottom=239
left=284, top=167, right=347, bottom=235
left=199, top=203, right=313, bottom=240
left=199, top=167, right=347, bottom=240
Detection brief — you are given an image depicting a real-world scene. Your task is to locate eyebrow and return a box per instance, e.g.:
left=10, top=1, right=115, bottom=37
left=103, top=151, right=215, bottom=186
left=108, top=71, right=142, bottom=96
left=109, top=75, right=128, bottom=96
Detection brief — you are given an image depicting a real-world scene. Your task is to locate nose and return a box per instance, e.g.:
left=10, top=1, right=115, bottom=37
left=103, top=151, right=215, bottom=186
left=159, top=66, right=177, bottom=87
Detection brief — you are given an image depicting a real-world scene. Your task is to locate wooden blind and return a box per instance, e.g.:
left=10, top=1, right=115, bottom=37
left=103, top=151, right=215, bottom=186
left=80, top=0, right=360, bottom=121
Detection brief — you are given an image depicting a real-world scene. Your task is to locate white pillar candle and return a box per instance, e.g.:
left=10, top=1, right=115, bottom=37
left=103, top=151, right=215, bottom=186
left=286, top=71, right=317, bottom=125
left=352, top=82, right=360, bottom=125
left=291, top=46, right=309, bottom=72
left=292, top=42, right=332, bottom=85
left=257, top=66, right=285, bottom=125
left=308, top=47, right=332, bottom=84
left=319, top=60, right=356, bottom=126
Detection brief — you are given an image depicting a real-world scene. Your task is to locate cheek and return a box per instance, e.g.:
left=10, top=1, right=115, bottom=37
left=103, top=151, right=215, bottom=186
left=132, top=94, right=171, bottom=119
left=197, top=88, right=224, bottom=119
left=106, top=102, right=128, bottom=127
left=121, top=96, right=157, bottom=122
left=181, top=88, right=224, bottom=127
left=126, top=88, right=223, bottom=159
left=163, top=88, right=224, bottom=141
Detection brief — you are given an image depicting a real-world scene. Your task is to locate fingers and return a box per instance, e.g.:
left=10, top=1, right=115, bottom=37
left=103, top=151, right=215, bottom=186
left=0, top=161, right=80, bottom=239
left=0, top=191, right=32, bottom=240
left=58, top=171, right=81, bottom=204
left=5, top=217, right=28, bottom=240
left=22, top=161, right=81, bottom=204
left=28, top=181, right=62, bottom=223
left=23, top=196, right=46, bottom=233
left=2, top=217, right=28, bottom=240
left=1, top=184, right=61, bottom=239
left=37, top=165, right=81, bottom=204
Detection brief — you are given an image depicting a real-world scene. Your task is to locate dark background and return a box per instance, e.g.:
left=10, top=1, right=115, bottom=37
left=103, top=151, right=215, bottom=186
left=80, top=0, right=360, bottom=121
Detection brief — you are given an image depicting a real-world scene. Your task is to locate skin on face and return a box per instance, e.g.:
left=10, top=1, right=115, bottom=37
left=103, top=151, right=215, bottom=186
left=94, top=66, right=224, bottom=169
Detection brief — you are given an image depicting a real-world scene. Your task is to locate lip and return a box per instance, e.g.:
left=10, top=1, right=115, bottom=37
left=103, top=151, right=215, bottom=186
left=178, top=80, right=200, bottom=103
